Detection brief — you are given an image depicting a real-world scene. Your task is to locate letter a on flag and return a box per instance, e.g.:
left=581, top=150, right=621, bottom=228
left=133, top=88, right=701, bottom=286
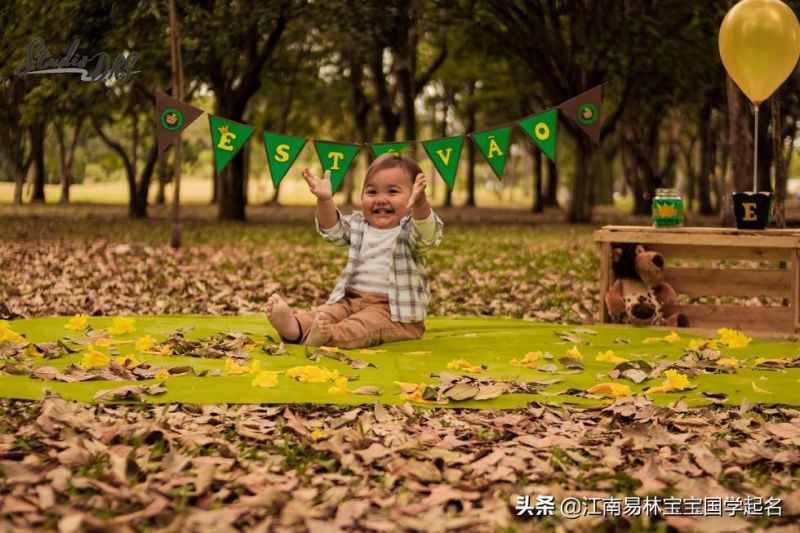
left=313, top=141, right=361, bottom=193
left=559, top=84, right=603, bottom=145
left=472, top=126, right=511, bottom=179
left=155, top=90, right=204, bottom=155
left=517, top=108, right=558, bottom=162
left=422, top=136, right=464, bottom=190
left=263, top=131, right=306, bottom=187
left=209, top=116, right=254, bottom=172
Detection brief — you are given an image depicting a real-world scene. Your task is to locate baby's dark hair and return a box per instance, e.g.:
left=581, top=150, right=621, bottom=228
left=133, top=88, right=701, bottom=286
left=363, top=152, right=421, bottom=189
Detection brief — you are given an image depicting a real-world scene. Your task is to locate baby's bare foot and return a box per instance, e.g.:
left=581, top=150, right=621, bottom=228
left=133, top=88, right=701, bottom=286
left=266, top=294, right=300, bottom=341
left=305, top=315, right=332, bottom=347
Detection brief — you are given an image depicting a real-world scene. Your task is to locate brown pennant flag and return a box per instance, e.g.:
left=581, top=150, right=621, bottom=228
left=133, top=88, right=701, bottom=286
left=155, top=89, right=205, bottom=155
left=559, top=84, right=604, bottom=145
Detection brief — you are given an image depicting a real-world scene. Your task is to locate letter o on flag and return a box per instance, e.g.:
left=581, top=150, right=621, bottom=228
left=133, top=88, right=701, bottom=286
left=534, top=123, right=550, bottom=141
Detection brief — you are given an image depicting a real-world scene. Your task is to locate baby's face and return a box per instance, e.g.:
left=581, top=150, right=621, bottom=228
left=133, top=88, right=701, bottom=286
left=361, top=167, right=413, bottom=229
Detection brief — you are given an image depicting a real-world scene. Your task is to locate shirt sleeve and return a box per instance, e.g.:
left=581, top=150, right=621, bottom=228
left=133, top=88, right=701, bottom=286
left=315, top=209, right=351, bottom=246
left=408, top=211, right=443, bottom=255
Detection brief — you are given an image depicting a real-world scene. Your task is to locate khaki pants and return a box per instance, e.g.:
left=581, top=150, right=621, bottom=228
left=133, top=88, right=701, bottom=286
left=291, top=288, right=425, bottom=349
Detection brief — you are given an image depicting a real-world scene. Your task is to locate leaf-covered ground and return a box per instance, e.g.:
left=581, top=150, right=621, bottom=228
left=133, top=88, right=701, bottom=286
left=1, top=204, right=799, bottom=531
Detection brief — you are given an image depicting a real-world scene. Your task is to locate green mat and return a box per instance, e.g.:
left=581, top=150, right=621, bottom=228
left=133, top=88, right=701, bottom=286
left=1, top=316, right=799, bottom=408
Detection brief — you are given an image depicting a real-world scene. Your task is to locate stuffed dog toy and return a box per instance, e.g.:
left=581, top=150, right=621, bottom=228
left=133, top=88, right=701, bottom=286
left=605, top=243, right=689, bottom=327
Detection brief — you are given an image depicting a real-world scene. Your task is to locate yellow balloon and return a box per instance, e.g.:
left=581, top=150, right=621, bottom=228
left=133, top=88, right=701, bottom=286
left=719, top=0, right=800, bottom=103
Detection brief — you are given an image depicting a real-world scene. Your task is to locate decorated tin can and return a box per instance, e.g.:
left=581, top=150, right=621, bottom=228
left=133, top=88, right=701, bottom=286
left=651, top=188, right=684, bottom=227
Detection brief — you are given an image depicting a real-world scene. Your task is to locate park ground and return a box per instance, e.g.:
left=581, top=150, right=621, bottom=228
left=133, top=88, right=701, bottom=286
left=1, top=202, right=799, bottom=532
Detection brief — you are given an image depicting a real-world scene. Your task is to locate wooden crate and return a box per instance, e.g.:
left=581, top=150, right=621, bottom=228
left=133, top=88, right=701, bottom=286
left=593, top=226, right=800, bottom=334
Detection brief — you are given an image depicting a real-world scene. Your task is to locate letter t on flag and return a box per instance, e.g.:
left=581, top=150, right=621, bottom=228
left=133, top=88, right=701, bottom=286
left=155, top=90, right=204, bottom=155
left=559, top=84, right=604, bottom=145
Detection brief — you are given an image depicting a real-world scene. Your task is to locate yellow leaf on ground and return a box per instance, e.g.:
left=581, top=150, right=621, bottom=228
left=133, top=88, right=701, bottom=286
left=595, top=350, right=628, bottom=364
left=753, top=357, right=790, bottom=366
left=688, top=338, right=720, bottom=351
left=510, top=351, right=544, bottom=368
left=0, top=321, right=27, bottom=345
left=134, top=335, right=156, bottom=351
left=249, top=360, right=262, bottom=374
left=751, top=381, right=772, bottom=394
left=224, top=358, right=249, bottom=376
left=252, top=371, right=279, bottom=388
left=587, top=382, right=631, bottom=398
left=644, top=332, right=681, bottom=344
left=566, top=345, right=583, bottom=360
left=81, top=345, right=109, bottom=369
left=446, top=359, right=484, bottom=373
left=286, top=365, right=341, bottom=383
left=64, top=314, right=88, bottom=331
left=359, top=349, right=387, bottom=355
left=94, top=337, right=128, bottom=347
left=328, top=375, right=350, bottom=394
left=717, top=328, right=751, bottom=348
left=309, top=429, right=329, bottom=441
left=155, top=368, right=171, bottom=380
left=108, top=317, right=136, bottom=335
left=404, top=351, right=431, bottom=355
left=646, top=370, right=692, bottom=394
left=716, top=358, right=740, bottom=368
left=318, top=346, right=341, bottom=353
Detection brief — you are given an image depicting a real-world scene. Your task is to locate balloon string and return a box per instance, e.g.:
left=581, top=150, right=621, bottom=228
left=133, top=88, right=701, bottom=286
left=753, top=103, right=759, bottom=193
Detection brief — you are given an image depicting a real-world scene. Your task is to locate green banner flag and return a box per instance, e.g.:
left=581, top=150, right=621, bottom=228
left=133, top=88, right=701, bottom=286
left=209, top=116, right=254, bottom=172
left=517, top=109, right=558, bottom=162
left=370, top=142, right=412, bottom=157
left=313, top=141, right=361, bottom=193
left=263, top=132, right=306, bottom=187
left=421, top=136, right=464, bottom=190
left=560, top=84, right=603, bottom=145
left=471, top=127, right=512, bottom=179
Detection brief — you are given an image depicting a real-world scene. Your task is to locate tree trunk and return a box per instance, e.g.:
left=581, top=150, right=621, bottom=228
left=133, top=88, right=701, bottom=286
left=532, top=147, right=543, bottom=212
left=697, top=103, right=714, bottom=215
left=771, top=95, right=786, bottom=228
left=131, top=144, right=158, bottom=218
left=567, top=137, right=594, bottom=222
left=722, top=75, right=751, bottom=226
left=30, top=122, right=46, bottom=203
left=545, top=159, right=558, bottom=207
left=465, top=81, right=476, bottom=207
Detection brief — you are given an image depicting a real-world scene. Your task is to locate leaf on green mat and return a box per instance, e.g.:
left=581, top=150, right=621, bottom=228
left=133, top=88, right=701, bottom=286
left=558, top=357, right=584, bottom=370
left=351, top=386, right=382, bottom=396
left=613, top=337, right=630, bottom=344
left=350, top=358, right=376, bottom=370
left=445, top=383, right=479, bottom=401
left=571, top=327, right=598, bottom=335
left=93, top=384, right=167, bottom=403
left=538, top=364, right=558, bottom=373
left=473, top=383, right=507, bottom=400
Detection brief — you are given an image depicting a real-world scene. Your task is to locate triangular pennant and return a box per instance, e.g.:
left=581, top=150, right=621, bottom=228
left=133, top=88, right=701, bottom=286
left=313, top=141, right=361, bottom=193
left=209, top=116, right=255, bottom=172
left=370, top=142, right=412, bottom=157
left=421, top=136, right=464, bottom=190
left=517, top=108, right=558, bottom=162
left=471, top=126, right=512, bottom=179
left=155, top=90, right=204, bottom=155
left=559, top=84, right=603, bottom=145
left=263, top=132, right=306, bottom=188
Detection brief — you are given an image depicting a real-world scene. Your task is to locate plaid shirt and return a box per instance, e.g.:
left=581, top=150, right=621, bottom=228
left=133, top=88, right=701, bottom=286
left=316, top=209, right=444, bottom=323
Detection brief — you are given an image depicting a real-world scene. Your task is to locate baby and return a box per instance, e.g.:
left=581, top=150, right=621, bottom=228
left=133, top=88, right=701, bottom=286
left=266, top=153, right=443, bottom=349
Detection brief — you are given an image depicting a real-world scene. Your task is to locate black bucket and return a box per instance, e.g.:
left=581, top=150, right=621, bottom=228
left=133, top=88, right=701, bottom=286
left=732, top=192, right=773, bottom=230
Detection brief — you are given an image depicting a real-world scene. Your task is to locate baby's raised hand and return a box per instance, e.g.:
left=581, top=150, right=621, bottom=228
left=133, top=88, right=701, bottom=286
left=407, top=173, right=428, bottom=209
left=302, top=168, right=333, bottom=201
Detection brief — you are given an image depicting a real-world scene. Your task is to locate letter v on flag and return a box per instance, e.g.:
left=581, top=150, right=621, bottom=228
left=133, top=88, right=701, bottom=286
left=517, top=108, right=557, bottom=162
left=209, top=116, right=254, bottom=172
left=422, top=136, right=464, bottom=190
left=263, top=131, right=306, bottom=187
